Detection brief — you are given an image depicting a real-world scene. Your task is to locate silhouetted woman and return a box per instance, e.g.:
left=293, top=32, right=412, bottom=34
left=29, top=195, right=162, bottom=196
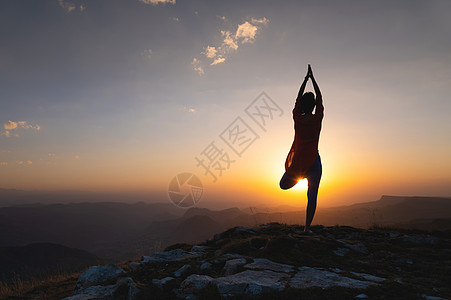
left=280, top=64, right=323, bottom=233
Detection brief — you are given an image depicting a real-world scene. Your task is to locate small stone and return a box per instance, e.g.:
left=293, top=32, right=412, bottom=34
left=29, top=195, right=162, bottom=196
left=175, top=264, right=192, bottom=277
left=394, top=278, right=403, bottom=284
left=389, top=231, right=400, bottom=238
left=334, top=248, right=350, bottom=256
left=200, top=262, right=212, bottom=270
left=152, top=277, right=174, bottom=288
left=351, top=272, right=385, bottom=282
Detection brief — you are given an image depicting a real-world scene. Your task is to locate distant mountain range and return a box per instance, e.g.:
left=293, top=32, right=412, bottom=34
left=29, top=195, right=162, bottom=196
left=0, top=194, right=450, bottom=263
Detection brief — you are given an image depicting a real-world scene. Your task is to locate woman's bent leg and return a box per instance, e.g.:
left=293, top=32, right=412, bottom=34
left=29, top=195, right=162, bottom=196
left=279, top=172, right=298, bottom=190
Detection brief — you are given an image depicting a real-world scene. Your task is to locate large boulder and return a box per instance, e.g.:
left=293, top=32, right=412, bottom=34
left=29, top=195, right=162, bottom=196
left=223, top=258, right=247, bottom=275
left=178, top=274, right=215, bottom=295
left=74, top=265, right=125, bottom=293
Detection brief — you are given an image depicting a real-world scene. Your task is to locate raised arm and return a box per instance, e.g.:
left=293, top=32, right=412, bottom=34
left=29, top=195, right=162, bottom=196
left=296, top=68, right=310, bottom=100
left=308, top=65, right=323, bottom=109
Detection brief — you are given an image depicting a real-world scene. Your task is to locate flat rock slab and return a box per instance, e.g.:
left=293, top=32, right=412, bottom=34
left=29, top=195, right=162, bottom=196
left=245, top=258, right=294, bottom=273
left=215, top=270, right=288, bottom=297
left=290, top=266, right=379, bottom=289
left=179, top=270, right=289, bottom=298
left=351, top=271, right=385, bottom=282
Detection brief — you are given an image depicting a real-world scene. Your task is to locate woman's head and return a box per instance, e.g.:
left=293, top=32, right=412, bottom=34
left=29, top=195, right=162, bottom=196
left=300, top=92, right=315, bottom=114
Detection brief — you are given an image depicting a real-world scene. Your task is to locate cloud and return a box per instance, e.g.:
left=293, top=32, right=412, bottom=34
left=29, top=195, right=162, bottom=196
left=16, top=161, right=23, bottom=165
left=170, top=17, right=180, bottom=22
left=221, top=31, right=238, bottom=51
left=141, top=49, right=152, bottom=61
left=27, top=160, right=33, bottom=165
left=0, top=162, right=7, bottom=166
left=192, top=17, right=268, bottom=74
left=211, top=57, right=226, bottom=65
left=1, top=131, right=11, bottom=137
left=203, top=46, right=217, bottom=59
left=235, top=21, right=259, bottom=43
left=3, top=120, right=40, bottom=131
left=218, top=16, right=227, bottom=21
left=74, top=155, right=80, bottom=159
left=4, top=121, right=17, bottom=130
left=139, top=0, right=176, bottom=5
left=58, top=0, right=85, bottom=13
left=191, top=58, right=204, bottom=75
left=251, top=17, right=269, bottom=25
left=1, top=120, right=40, bottom=138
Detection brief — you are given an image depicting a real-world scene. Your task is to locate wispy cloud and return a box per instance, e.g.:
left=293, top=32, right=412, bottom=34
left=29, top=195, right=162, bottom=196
left=0, top=162, right=7, bottom=166
left=211, top=57, right=226, bottom=66
left=251, top=17, right=269, bottom=25
left=192, top=17, right=269, bottom=74
left=1, top=120, right=40, bottom=138
left=191, top=58, right=204, bottom=75
left=16, top=160, right=32, bottom=166
left=141, top=49, right=153, bottom=61
left=139, top=0, right=176, bottom=5
left=58, top=0, right=85, bottom=13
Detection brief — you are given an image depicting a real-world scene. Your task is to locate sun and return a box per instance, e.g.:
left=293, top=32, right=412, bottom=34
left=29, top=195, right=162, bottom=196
left=293, top=178, right=308, bottom=190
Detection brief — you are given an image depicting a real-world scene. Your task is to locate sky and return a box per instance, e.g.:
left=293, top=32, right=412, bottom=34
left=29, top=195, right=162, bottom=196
left=1, top=0, right=451, bottom=209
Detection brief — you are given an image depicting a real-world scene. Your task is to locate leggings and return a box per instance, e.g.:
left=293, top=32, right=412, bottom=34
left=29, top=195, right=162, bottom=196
left=279, top=155, right=322, bottom=207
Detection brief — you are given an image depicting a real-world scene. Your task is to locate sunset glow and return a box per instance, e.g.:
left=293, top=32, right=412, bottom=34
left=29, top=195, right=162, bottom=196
left=1, top=1, right=450, bottom=209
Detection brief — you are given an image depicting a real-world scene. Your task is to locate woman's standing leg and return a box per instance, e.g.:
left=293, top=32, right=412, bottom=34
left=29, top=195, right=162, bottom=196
left=304, top=155, right=322, bottom=232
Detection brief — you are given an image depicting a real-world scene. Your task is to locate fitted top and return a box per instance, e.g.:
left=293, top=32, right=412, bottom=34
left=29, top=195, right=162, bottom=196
left=284, top=96, right=323, bottom=178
